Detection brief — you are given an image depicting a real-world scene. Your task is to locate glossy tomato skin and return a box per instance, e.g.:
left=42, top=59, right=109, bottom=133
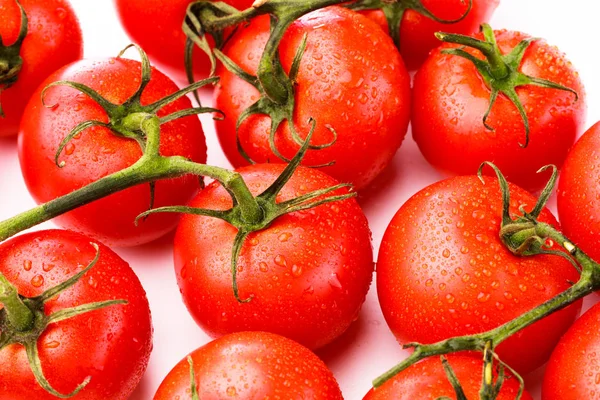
left=412, top=30, right=586, bottom=191
left=557, top=121, right=600, bottom=263
left=0, top=0, right=82, bottom=137
left=360, top=0, right=499, bottom=70
left=174, top=164, right=374, bottom=350
left=376, top=175, right=581, bottom=374
left=0, top=230, right=152, bottom=400
left=542, top=301, right=600, bottom=400
left=154, top=331, right=343, bottom=400
left=215, top=7, right=411, bottom=190
left=363, top=355, right=533, bottom=400
left=18, top=58, right=207, bottom=247
left=114, top=0, right=254, bottom=82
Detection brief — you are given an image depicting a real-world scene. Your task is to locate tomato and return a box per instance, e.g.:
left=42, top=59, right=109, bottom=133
left=173, top=163, right=373, bottom=350
left=360, top=0, right=499, bottom=70
left=376, top=175, right=581, bottom=374
left=557, top=121, right=600, bottom=263
left=214, top=6, right=411, bottom=190
left=18, top=57, right=207, bottom=247
left=363, top=355, right=533, bottom=399
left=412, top=29, right=586, bottom=191
left=542, top=301, right=600, bottom=400
left=114, top=0, right=254, bottom=82
left=0, top=229, right=152, bottom=400
left=0, top=0, right=82, bottom=137
left=154, top=331, right=343, bottom=399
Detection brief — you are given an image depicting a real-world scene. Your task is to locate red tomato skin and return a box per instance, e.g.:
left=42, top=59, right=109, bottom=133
left=360, top=0, right=499, bottom=70
left=542, top=301, right=600, bottom=400
left=18, top=58, right=207, bottom=247
left=412, top=30, right=586, bottom=192
left=363, top=355, right=533, bottom=400
left=557, top=121, right=600, bottom=263
left=0, top=230, right=152, bottom=400
left=376, top=175, right=581, bottom=374
left=114, top=0, right=254, bottom=82
left=154, top=331, right=343, bottom=400
left=214, top=6, right=411, bottom=190
left=0, top=0, right=82, bottom=137
left=173, top=164, right=374, bottom=350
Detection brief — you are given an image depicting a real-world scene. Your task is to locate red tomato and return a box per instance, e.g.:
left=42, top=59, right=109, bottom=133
left=0, top=229, right=152, bottom=400
left=360, top=0, right=499, bottom=70
left=154, top=331, right=343, bottom=399
left=0, top=0, right=82, bottom=137
left=214, top=6, right=411, bottom=190
left=114, top=0, right=254, bottom=82
left=363, top=355, right=533, bottom=399
left=542, top=301, right=600, bottom=400
left=18, top=57, right=207, bottom=247
left=376, top=175, right=581, bottom=374
left=412, top=29, right=586, bottom=191
left=557, top=121, right=600, bottom=263
left=173, top=164, right=373, bottom=350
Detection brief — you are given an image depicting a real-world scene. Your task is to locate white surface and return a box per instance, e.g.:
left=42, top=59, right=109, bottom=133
left=1, top=1, right=599, bottom=399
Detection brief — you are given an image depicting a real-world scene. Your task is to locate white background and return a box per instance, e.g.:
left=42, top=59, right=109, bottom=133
left=1, top=1, right=599, bottom=399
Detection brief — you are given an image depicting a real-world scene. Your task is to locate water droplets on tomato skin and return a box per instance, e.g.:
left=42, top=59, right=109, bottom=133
left=31, top=274, right=44, bottom=288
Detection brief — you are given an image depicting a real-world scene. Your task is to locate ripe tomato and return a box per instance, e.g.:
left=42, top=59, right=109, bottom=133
left=154, top=331, right=343, bottom=399
left=0, top=0, right=82, bottom=137
left=557, top=121, right=600, bottom=263
left=18, top=57, right=207, bottom=247
left=542, top=301, right=600, bottom=400
left=360, top=0, right=499, bottom=70
left=0, top=229, right=152, bottom=400
left=363, top=355, right=533, bottom=399
left=376, top=175, right=581, bottom=374
left=214, top=6, right=411, bottom=190
left=174, top=163, right=373, bottom=350
left=114, top=0, right=254, bottom=82
left=412, top=29, right=586, bottom=191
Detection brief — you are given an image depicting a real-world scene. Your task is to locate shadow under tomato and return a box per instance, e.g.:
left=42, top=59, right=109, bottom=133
left=128, top=371, right=154, bottom=400
left=317, top=309, right=368, bottom=364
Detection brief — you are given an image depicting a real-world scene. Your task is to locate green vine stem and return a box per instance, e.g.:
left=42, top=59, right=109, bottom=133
left=373, top=163, right=600, bottom=395
left=435, top=23, right=579, bottom=148
left=0, top=243, right=127, bottom=398
left=0, top=0, right=28, bottom=117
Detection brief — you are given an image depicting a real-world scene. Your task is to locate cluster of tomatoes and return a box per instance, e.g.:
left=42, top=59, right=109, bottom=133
left=1, top=0, right=600, bottom=399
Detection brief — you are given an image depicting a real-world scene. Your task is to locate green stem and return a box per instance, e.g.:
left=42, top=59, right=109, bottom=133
left=374, top=221, right=600, bottom=388
left=0, top=117, right=263, bottom=243
left=0, top=274, right=34, bottom=332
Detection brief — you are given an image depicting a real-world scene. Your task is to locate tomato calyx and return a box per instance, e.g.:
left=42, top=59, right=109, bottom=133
left=347, top=0, right=473, bottom=49
left=138, top=121, right=355, bottom=303
left=436, top=23, right=579, bottom=148
left=0, top=243, right=127, bottom=398
left=185, top=0, right=340, bottom=165
left=0, top=0, right=27, bottom=118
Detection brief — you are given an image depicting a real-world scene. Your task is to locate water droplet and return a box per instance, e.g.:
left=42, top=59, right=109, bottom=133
left=460, top=246, right=469, bottom=254
left=23, top=260, right=32, bottom=271
left=65, top=143, right=75, bottom=155
left=278, top=232, right=292, bottom=242
left=446, top=294, right=455, bottom=304
left=259, top=262, right=268, bottom=273
left=226, top=386, right=237, bottom=397
left=42, top=263, right=55, bottom=272
left=425, top=279, right=434, bottom=287
left=291, top=264, right=302, bottom=277
left=31, top=275, right=44, bottom=288
left=477, top=292, right=490, bottom=303
left=328, top=273, right=342, bottom=289
left=274, top=255, right=287, bottom=267
left=45, top=341, right=60, bottom=349
left=442, top=249, right=451, bottom=258
left=88, top=276, right=98, bottom=289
